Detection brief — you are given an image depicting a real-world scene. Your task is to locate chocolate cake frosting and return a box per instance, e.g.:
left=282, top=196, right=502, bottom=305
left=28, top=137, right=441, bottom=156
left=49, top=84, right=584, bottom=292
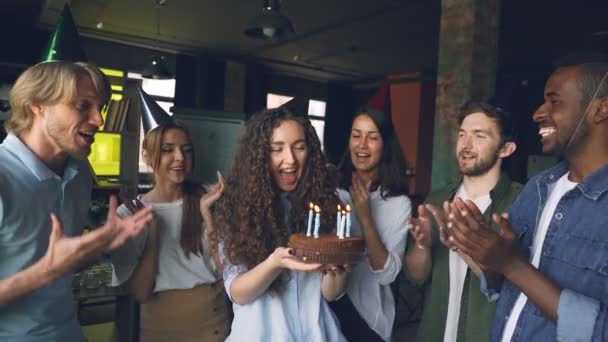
left=288, top=233, right=365, bottom=265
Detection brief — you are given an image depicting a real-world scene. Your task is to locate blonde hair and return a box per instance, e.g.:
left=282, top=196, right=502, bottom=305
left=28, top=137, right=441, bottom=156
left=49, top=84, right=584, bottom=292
left=6, top=61, right=111, bottom=135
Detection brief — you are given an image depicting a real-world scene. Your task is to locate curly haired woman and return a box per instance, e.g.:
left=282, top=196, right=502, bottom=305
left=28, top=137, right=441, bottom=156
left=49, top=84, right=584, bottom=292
left=211, top=107, right=347, bottom=341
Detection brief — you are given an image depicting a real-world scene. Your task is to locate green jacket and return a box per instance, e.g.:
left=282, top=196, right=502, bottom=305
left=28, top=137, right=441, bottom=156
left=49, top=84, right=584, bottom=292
left=412, top=174, right=521, bottom=342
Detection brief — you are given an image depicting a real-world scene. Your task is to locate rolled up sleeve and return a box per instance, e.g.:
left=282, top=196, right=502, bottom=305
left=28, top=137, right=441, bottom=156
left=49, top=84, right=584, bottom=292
left=371, top=250, right=402, bottom=285
left=557, top=288, right=606, bottom=342
left=219, top=242, right=247, bottom=302
left=478, top=271, right=501, bottom=302
left=372, top=195, right=411, bottom=285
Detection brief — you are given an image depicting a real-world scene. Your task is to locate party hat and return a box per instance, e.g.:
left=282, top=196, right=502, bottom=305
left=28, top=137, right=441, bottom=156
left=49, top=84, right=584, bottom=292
left=42, top=4, right=86, bottom=62
left=279, top=96, right=309, bottom=117
left=367, top=78, right=391, bottom=113
left=137, top=87, right=174, bottom=133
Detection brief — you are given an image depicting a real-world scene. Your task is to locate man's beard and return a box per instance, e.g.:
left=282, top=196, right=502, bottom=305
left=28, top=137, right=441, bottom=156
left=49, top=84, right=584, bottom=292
left=554, top=121, right=590, bottom=158
left=458, top=148, right=500, bottom=177
left=47, top=122, right=91, bottom=160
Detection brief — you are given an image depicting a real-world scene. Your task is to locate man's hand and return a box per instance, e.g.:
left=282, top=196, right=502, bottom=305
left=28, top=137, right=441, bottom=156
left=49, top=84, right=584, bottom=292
left=38, top=195, right=154, bottom=282
left=409, top=205, right=433, bottom=249
left=38, top=213, right=107, bottom=281
left=423, top=202, right=455, bottom=248
left=447, top=198, right=523, bottom=275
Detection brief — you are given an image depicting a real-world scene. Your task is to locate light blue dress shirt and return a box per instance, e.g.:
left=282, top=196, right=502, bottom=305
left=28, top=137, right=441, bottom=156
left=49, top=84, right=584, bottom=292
left=0, top=134, right=91, bottom=342
left=221, top=194, right=347, bottom=342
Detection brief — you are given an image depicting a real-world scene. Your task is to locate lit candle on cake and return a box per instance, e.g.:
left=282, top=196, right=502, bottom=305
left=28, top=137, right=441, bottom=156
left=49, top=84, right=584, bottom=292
left=345, top=204, right=352, bottom=237
left=313, top=205, right=321, bottom=238
left=340, top=210, right=347, bottom=239
left=336, top=204, right=342, bottom=237
left=306, top=202, right=314, bottom=236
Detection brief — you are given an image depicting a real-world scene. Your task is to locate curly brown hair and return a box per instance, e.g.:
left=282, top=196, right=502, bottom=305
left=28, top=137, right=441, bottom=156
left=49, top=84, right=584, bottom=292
left=212, top=107, right=338, bottom=293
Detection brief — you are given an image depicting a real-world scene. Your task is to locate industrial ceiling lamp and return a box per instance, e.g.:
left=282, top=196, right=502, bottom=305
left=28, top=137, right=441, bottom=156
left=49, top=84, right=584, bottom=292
left=142, top=0, right=172, bottom=79
left=245, top=0, right=294, bottom=40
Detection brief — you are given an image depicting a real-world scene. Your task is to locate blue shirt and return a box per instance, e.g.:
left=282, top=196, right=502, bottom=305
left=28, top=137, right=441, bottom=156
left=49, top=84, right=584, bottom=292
left=488, top=161, right=608, bottom=341
left=221, top=194, right=346, bottom=342
left=0, top=134, right=91, bottom=342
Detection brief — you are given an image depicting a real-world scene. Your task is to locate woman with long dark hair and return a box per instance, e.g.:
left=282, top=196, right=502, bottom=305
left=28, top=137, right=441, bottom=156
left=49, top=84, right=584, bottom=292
left=332, top=107, right=412, bottom=341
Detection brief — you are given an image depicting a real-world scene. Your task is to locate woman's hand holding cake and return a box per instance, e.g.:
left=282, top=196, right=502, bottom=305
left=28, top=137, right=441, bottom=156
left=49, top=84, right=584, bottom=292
left=269, top=247, right=322, bottom=272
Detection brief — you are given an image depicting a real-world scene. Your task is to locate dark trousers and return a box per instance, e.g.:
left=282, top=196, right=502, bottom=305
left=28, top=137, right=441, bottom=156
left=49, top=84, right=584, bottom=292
left=329, top=294, right=385, bottom=342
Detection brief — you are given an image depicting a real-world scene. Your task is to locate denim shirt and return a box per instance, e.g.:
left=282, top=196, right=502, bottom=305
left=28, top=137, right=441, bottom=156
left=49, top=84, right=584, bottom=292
left=489, top=161, right=608, bottom=341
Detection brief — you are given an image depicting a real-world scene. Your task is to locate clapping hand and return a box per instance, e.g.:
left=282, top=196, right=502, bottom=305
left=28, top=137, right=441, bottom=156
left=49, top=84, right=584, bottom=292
left=409, top=205, right=433, bottom=249
left=447, top=198, right=520, bottom=275
left=409, top=202, right=453, bottom=249
left=415, top=200, right=483, bottom=275
left=350, top=173, right=372, bottom=224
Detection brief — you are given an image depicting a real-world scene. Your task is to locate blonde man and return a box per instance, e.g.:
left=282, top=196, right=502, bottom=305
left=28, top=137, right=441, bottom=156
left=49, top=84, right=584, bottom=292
left=0, top=61, right=154, bottom=341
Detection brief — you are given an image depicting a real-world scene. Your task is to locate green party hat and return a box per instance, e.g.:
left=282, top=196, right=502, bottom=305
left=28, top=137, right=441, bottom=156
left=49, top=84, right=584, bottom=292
left=42, top=4, right=86, bottom=62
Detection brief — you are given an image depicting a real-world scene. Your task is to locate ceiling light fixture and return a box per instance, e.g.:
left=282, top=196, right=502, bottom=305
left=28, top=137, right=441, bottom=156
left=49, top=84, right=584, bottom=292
left=244, top=0, right=294, bottom=40
left=142, top=0, right=172, bottom=79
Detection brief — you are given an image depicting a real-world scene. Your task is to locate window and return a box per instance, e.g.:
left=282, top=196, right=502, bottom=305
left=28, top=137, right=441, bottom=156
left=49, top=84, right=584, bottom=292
left=128, top=72, right=176, bottom=174
left=266, top=93, right=327, bottom=147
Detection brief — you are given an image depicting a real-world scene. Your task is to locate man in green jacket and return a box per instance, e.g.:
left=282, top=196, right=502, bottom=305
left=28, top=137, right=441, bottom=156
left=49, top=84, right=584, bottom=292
left=403, top=102, right=522, bottom=342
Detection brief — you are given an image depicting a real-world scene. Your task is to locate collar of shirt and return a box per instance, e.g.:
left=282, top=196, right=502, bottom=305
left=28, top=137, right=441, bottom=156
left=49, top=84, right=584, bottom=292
left=2, top=133, right=80, bottom=183
left=443, top=173, right=514, bottom=203
left=536, top=161, right=608, bottom=201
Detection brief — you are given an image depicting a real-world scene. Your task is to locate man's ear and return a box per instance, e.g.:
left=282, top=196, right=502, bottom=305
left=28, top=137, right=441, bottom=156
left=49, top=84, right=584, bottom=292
left=499, top=141, right=517, bottom=159
left=593, top=97, right=608, bottom=124
left=29, top=103, right=44, bottom=117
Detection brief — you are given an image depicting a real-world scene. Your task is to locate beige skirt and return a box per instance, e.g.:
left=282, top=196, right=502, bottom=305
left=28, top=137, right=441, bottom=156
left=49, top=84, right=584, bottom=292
left=139, top=282, right=230, bottom=342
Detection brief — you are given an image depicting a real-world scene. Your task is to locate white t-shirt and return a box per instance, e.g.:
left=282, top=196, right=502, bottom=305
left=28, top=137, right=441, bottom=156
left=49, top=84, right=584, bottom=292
left=110, top=195, right=220, bottom=292
left=338, top=188, right=412, bottom=341
left=501, top=173, right=577, bottom=342
left=443, top=185, right=492, bottom=342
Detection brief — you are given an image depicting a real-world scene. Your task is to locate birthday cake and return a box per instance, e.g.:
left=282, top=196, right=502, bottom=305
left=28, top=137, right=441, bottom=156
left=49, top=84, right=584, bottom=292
left=289, top=233, right=365, bottom=265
